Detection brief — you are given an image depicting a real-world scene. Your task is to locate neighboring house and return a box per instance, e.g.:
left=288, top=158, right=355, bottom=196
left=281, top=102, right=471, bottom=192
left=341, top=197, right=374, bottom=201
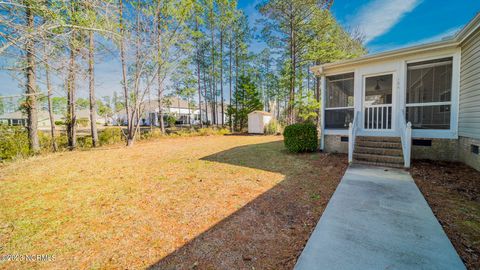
left=0, top=110, right=62, bottom=128
left=0, top=109, right=106, bottom=129
left=142, top=97, right=199, bottom=126
left=76, top=109, right=108, bottom=126
left=113, top=97, right=200, bottom=126
left=113, top=97, right=228, bottom=127
left=311, top=13, right=480, bottom=171
left=0, top=111, right=27, bottom=126
left=199, top=101, right=228, bottom=125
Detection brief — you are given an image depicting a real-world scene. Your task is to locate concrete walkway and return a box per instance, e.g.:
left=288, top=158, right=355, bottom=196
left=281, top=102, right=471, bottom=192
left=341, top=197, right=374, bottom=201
left=295, top=164, right=465, bottom=270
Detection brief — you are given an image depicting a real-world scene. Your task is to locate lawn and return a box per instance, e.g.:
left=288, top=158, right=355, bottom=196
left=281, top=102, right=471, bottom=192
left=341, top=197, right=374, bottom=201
left=412, top=161, right=480, bottom=269
left=0, top=135, right=347, bottom=269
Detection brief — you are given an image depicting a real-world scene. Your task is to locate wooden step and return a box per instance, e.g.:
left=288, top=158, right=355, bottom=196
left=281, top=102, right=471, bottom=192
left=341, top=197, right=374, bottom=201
left=355, top=146, right=403, bottom=157
left=356, top=136, right=401, bottom=143
left=355, top=140, right=402, bottom=149
left=353, top=153, right=404, bottom=165
left=352, top=159, right=405, bottom=168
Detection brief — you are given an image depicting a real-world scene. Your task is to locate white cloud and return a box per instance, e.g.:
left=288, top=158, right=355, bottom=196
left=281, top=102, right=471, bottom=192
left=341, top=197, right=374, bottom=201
left=368, top=26, right=462, bottom=53
left=400, top=26, right=461, bottom=47
left=351, top=0, right=421, bottom=43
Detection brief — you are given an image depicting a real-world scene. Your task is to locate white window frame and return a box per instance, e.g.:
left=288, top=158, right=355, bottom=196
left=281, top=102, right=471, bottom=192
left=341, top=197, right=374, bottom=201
left=404, top=51, right=460, bottom=139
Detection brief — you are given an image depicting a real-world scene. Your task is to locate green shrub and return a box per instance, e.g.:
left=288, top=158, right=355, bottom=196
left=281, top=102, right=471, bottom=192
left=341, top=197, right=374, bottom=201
left=140, top=128, right=165, bottom=140
left=0, top=126, right=30, bottom=160
left=54, top=120, right=65, bottom=126
left=197, top=127, right=214, bottom=136
left=283, top=122, right=318, bottom=153
left=167, top=115, right=177, bottom=127
left=77, top=118, right=89, bottom=127
left=217, top=128, right=230, bottom=135
left=197, top=127, right=230, bottom=136
left=265, top=120, right=282, bottom=135
left=39, top=131, right=56, bottom=151
left=99, top=127, right=124, bottom=145
left=77, top=136, right=93, bottom=148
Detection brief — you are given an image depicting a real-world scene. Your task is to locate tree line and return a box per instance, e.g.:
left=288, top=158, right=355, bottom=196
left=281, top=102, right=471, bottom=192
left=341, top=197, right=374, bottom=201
left=0, top=0, right=365, bottom=154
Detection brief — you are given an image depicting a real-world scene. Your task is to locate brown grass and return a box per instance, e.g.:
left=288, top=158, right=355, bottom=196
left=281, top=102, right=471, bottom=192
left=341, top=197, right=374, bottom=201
left=411, top=160, right=480, bottom=270
left=0, top=135, right=347, bottom=269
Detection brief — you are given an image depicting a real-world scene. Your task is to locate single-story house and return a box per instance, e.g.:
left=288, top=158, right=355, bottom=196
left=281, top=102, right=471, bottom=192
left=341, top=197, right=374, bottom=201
left=141, top=97, right=200, bottom=126
left=113, top=97, right=228, bottom=127
left=0, top=109, right=107, bottom=129
left=311, top=13, right=480, bottom=171
left=113, top=97, right=201, bottom=126
left=199, top=101, right=228, bottom=126
left=0, top=111, right=28, bottom=126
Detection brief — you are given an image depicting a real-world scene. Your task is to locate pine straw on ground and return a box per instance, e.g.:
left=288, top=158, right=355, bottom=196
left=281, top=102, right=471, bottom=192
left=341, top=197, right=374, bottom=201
left=411, top=160, right=480, bottom=270
left=0, top=135, right=347, bottom=269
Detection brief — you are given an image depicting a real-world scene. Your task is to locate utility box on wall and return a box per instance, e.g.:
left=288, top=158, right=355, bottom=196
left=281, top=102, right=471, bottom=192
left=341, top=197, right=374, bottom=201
left=248, top=111, right=272, bottom=134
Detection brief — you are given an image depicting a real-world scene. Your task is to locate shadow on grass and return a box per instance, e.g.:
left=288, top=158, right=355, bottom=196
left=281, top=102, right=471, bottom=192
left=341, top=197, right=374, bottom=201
left=147, top=140, right=348, bottom=270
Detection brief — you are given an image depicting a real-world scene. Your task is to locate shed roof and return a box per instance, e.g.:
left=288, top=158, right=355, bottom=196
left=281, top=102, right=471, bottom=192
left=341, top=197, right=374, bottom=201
left=248, top=111, right=272, bottom=116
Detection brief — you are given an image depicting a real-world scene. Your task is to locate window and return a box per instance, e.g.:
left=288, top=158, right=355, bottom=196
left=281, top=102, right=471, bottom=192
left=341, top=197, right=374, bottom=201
left=325, top=73, right=354, bottom=129
left=365, top=74, right=393, bottom=106
left=406, top=58, right=452, bottom=129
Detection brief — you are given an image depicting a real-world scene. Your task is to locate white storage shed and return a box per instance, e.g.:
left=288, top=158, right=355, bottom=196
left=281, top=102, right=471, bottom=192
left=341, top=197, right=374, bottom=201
left=248, top=111, right=272, bottom=134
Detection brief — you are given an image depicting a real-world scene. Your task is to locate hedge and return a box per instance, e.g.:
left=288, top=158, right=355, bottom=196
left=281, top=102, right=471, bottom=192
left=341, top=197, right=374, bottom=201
left=283, top=122, right=318, bottom=153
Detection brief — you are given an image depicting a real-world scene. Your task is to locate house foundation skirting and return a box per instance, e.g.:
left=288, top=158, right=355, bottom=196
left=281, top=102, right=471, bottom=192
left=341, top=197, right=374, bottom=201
left=411, top=138, right=459, bottom=161
left=321, top=135, right=480, bottom=171
left=323, top=135, right=348, bottom=154
left=458, top=137, right=480, bottom=171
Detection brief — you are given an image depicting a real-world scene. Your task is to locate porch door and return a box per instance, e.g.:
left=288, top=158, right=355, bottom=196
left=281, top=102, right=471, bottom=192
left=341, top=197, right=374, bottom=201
left=363, top=73, right=394, bottom=130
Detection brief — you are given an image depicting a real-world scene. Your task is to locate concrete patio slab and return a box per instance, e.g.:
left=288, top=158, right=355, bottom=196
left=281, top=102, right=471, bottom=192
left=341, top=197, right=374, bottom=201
left=295, top=164, right=466, bottom=270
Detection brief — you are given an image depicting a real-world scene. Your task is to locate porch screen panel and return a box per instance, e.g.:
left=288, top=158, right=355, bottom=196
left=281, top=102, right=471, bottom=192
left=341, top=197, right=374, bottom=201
left=325, top=73, right=354, bottom=129
left=406, top=58, right=452, bottom=129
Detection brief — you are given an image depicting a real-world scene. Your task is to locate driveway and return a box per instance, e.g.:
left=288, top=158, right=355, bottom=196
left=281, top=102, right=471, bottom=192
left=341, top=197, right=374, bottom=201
left=295, top=164, right=465, bottom=270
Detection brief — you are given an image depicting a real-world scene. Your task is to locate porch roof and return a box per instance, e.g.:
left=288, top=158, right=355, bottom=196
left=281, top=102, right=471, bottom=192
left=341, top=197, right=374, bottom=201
left=311, top=12, right=480, bottom=75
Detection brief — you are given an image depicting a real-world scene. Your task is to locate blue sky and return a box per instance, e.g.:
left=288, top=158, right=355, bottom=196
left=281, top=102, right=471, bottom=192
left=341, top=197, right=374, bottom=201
left=1, top=0, right=479, bottom=97
left=242, top=0, right=480, bottom=53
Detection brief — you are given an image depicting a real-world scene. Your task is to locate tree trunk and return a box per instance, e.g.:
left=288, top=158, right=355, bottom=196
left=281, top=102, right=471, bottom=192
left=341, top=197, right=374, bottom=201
left=158, top=78, right=165, bottom=133
left=234, top=42, right=239, bottom=131
left=276, top=96, right=280, bottom=120
left=229, top=34, right=233, bottom=132
left=202, top=64, right=209, bottom=126
left=289, top=21, right=296, bottom=125
left=220, top=31, right=224, bottom=126
left=188, top=97, right=192, bottom=128
left=119, top=0, right=132, bottom=146
left=210, top=10, right=216, bottom=126
left=128, top=0, right=142, bottom=146
left=157, top=6, right=166, bottom=134
left=195, top=18, right=203, bottom=128
left=67, top=33, right=77, bottom=150
left=24, top=2, right=39, bottom=153
left=88, top=31, right=98, bottom=147
left=43, top=39, right=57, bottom=152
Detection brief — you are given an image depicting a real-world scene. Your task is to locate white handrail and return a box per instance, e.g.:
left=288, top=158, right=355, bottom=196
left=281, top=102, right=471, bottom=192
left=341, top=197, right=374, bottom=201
left=348, top=111, right=361, bottom=163
left=398, top=109, right=412, bottom=168
left=364, top=104, right=392, bottom=130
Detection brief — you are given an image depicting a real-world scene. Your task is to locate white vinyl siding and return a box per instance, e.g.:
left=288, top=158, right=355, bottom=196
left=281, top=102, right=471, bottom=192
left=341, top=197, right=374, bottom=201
left=459, top=28, right=480, bottom=139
